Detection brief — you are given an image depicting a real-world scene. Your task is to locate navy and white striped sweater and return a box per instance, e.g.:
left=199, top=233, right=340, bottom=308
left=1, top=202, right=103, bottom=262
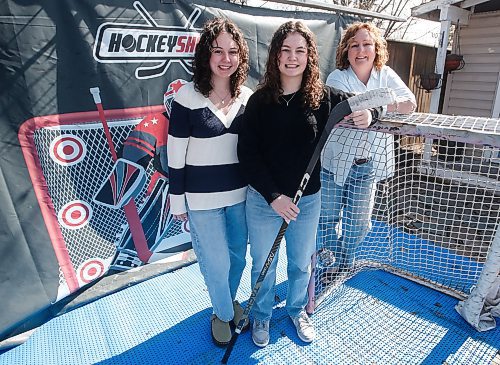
left=167, top=82, right=253, bottom=214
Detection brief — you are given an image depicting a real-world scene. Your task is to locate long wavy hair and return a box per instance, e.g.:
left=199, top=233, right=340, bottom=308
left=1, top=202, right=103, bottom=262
left=258, top=21, right=325, bottom=110
left=336, top=22, right=389, bottom=71
left=192, top=17, right=249, bottom=98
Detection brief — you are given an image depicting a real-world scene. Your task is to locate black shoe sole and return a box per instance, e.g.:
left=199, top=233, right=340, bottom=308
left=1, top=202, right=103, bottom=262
left=211, top=334, right=230, bottom=348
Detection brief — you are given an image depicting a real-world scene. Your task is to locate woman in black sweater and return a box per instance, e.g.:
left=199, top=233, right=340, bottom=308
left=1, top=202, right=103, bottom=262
left=237, top=20, right=377, bottom=348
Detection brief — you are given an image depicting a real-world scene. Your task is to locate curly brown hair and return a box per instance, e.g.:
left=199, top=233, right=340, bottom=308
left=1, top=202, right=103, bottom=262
left=259, top=21, right=325, bottom=110
left=192, top=17, right=249, bottom=98
left=336, top=22, right=389, bottom=71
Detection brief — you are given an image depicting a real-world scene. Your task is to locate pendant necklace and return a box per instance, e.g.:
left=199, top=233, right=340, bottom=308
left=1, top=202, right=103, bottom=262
left=212, top=89, right=231, bottom=105
left=281, top=91, right=297, bottom=106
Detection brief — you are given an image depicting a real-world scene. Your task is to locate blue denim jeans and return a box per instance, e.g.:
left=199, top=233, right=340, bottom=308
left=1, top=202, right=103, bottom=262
left=246, top=186, right=320, bottom=321
left=187, top=201, right=248, bottom=322
left=317, top=160, right=376, bottom=268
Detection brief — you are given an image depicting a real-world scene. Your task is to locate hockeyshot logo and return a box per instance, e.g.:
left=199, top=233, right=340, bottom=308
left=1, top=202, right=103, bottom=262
left=93, top=1, right=201, bottom=79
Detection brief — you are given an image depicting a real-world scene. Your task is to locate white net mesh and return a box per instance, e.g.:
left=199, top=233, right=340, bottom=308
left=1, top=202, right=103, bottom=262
left=29, top=117, right=187, bottom=289
left=34, top=120, right=138, bottom=287
left=315, top=113, right=500, bottom=309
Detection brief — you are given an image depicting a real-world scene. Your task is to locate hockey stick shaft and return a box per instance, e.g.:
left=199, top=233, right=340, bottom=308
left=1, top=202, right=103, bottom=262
left=89, top=87, right=153, bottom=263
left=90, top=88, right=118, bottom=162
left=222, top=88, right=395, bottom=364
left=305, top=251, right=317, bottom=314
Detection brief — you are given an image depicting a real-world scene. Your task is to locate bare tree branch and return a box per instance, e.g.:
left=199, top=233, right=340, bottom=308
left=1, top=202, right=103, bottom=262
left=328, top=0, right=427, bottom=39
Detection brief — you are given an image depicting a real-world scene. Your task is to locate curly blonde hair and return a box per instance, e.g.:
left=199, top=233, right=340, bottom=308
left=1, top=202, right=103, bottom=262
left=336, top=22, right=389, bottom=71
left=259, top=21, right=325, bottom=110
left=193, top=17, right=249, bottom=98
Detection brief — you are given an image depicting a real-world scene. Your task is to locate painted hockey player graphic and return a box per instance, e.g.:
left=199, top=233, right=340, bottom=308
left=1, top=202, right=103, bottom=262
left=93, top=79, right=190, bottom=270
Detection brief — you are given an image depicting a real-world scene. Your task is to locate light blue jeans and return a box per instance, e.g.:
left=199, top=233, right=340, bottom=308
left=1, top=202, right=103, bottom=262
left=246, top=186, right=320, bottom=321
left=317, top=160, right=376, bottom=268
left=187, top=201, right=248, bottom=322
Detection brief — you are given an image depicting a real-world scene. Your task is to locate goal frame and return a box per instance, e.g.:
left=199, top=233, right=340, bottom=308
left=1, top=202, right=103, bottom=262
left=18, top=105, right=165, bottom=294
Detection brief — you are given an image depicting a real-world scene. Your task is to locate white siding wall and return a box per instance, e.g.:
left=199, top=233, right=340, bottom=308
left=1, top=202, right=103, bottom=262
left=443, top=11, right=500, bottom=117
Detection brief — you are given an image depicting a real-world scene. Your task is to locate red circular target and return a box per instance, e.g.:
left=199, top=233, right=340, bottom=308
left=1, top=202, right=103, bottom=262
left=58, top=200, right=92, bottom=229
left=49, top=134, right=86, bottom=166
left=78, top=259, right=105, bottom=283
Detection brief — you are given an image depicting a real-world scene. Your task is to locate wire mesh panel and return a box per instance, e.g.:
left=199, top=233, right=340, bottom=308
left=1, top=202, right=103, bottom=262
left=315, top=113, right=500, bottom=308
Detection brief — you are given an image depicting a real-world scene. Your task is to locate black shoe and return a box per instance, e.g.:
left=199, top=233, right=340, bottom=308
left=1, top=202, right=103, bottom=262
left=211, top=314, right=231, bottom=347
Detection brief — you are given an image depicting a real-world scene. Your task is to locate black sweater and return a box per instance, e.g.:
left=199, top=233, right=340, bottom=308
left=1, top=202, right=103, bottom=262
left=238, top=86, right=361, bottom=204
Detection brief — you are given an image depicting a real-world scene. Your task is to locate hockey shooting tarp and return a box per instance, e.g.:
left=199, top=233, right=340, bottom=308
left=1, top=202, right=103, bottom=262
left=0, top=0, right=350, bottom=344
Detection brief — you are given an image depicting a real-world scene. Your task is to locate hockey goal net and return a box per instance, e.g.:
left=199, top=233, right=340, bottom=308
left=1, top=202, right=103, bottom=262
left=315, top=112, right=500, bottom=330
left=19, top=106, right=190, bottom=300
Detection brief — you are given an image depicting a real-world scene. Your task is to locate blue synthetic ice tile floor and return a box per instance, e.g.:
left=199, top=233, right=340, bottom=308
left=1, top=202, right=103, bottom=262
left=357, top=221, right=483, bottom=293
left=1, top=245, right=499, bottom=365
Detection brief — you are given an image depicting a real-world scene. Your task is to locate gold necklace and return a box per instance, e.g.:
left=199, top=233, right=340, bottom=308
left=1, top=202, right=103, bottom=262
left=280, top=91, right=297, bottom=106
left=212, top=89, right=231, bottom=105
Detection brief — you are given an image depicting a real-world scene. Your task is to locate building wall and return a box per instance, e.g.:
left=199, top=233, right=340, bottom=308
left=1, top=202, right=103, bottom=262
left=387, top=40, right=437, bottom=113
left=443, top=10, right=500, bottom=117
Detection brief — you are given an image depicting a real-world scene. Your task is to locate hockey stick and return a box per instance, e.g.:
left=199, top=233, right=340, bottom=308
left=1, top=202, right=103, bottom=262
left=89, top=87, right=153, bottom=263
left=221, top=87, right=395, bottom=364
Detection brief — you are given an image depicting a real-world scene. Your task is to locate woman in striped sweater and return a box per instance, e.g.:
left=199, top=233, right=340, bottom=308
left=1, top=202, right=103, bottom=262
left=167, top=18, right=252, bottom=347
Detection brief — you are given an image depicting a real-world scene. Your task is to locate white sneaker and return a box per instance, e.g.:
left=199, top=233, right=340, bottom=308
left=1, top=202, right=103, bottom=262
left=252, top=319, right=270, bottom=347
left=291, top=311, right=315, bottom=343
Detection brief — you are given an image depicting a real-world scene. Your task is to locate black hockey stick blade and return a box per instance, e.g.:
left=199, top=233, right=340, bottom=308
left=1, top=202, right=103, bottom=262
left=349, top=87, right=396, bottom=112
left=325, top=87, right=396, bottom=138
left=305, top=87, right=396, bottom=175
